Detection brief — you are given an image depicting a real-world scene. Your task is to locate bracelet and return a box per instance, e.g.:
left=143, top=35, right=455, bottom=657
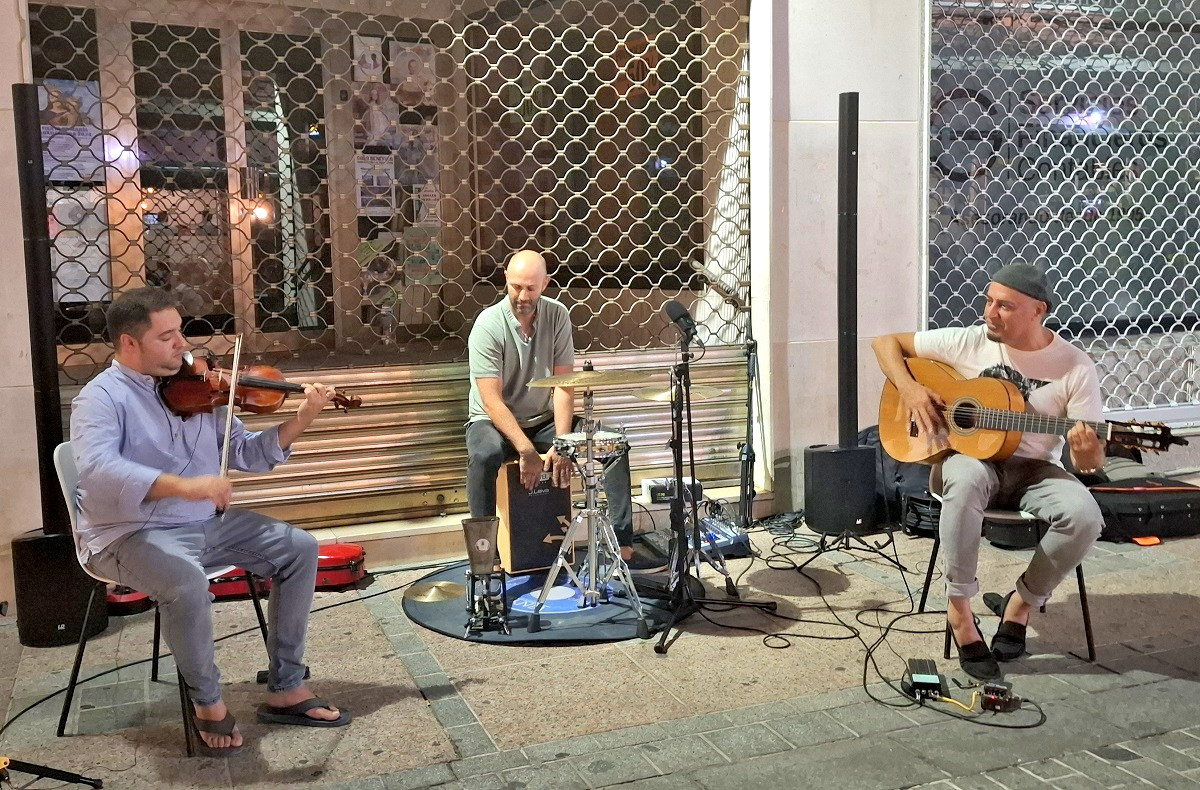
left=1077, top=467, right=1097, bottom=475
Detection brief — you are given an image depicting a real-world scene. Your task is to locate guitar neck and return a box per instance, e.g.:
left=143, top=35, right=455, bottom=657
left=974, top=409, right=1110, bottom=440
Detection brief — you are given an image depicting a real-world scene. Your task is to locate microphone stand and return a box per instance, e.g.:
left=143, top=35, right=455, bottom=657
left=736, top=312, right=757, bottom=530
left=0, top=756, right=103, bottom=788
left=653, top=327, right=776, bottom=656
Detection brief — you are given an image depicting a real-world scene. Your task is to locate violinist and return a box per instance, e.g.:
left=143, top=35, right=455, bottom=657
left=70, top=287, right=350, bottom=757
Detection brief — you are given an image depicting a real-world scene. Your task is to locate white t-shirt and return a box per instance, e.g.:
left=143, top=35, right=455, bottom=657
left=913, top=324, right=1103, bottom=464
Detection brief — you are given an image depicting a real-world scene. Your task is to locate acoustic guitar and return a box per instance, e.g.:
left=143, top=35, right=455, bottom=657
left=879, top=358, right=1187, bottom=464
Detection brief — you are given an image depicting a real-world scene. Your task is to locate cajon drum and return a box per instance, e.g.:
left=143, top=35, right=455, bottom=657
left=495, top=460, right=572, bottom=573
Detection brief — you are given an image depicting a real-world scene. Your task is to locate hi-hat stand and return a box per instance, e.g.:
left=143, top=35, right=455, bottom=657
left=654, top=309, right=776, bottom=655
left=0, top=756, right=103, bottom=788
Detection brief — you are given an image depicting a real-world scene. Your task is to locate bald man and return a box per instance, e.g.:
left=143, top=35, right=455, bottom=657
left=466, top=250, right=662, bottom=572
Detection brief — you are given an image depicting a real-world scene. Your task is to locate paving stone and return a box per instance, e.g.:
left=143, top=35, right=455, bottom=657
left=430, top=697, right=477, bottom=729
left=388, top=633, right=428, bottom=657
left=323, top=778, right=387, bottom=790
left=766, top=710, right=858, bottom=749
left=788, top=686, right=873, bottom=713
left=1003, top=673, right=1084, bottom=703
left=379, top=762, right=455, bottom=790
left=572, top=744, right=660, bottom=786
left=1019, top=759, right=1079, bottom=781
left=824, top=702, right=917, bottom=736
left=945, top=776, right=1006, bottom=790
left=445, top=723, right=496, bottom=759
left=1056, top=751, right=1145, bottom=787
left=886, top=701, right=1131, bottom=776
left=522, top=735, right=601, bottom=764
left=704, top=721, right=792, bottom=760
left=377, top=615, right=415, bottom=636
left=1115, top=758, right=1199, bottom=788
left=723, top=701, right=794, bottom=725
left=449, top=748, right=527, bottom=780
left=1047, top=776, right=1104, bottom=790
left=617, top=776, right=704, bottom=790
left=638, top=734, right=730, bottom=774
left=692, top=733, right=945, bottom=790
left=983, top=766, right=1050, bottom=790
left=400, top=651, right=443, bottom=679
left=497, top=760, right=589, bottom=790
left=1123, top=738, right=1200, bottom=773
left=592, top=723, right=669, bottom=750
left=412, top=672, right=457, bottom=701
left=1069, top=680, right=1200, bottom=739
left=662, top=712, right=735, bottom=735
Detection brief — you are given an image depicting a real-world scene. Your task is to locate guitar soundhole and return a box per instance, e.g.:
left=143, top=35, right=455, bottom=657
left=948, top=402, right=977, bottom=431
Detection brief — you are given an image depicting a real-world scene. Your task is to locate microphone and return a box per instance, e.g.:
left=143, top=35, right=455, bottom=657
left=663, top=300, right=699, bottom=343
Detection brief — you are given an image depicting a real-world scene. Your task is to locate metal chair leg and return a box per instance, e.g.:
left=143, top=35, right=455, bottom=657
left=57, top=583, right=99, bottom=737
left=1076, top=564, right=1096, bottom=662
left=244, top=572, right=269, bottom=646
left=151, top=605, right=162, bottom=681
left=918, top=536, right=940, bottom=614
left=177, top=673, right=195, bottom=757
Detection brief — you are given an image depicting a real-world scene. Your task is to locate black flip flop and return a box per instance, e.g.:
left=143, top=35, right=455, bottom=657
left=193, top=711, right=243, bottom=757
left=257, top=697, right=352, bottom=728
left=984, top=590, right=1027, bottom=661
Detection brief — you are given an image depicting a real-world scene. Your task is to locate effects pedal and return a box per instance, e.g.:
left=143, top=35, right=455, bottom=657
left=980, top=681, right=1022, bottom=712
left=902, top=658, right=943, bottom=701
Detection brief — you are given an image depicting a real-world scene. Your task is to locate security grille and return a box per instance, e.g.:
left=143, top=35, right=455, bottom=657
left=929, top=1, right=1200, bottom=414
left=29, top=0, right=751, bottom=385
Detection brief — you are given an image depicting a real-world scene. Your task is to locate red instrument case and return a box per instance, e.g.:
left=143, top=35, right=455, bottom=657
left=206, top=544, right=366, bottom=599
left=317, top=543, right=367, bottom=589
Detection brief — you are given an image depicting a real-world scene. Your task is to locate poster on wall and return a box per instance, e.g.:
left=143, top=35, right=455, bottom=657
left=396, top=122, right=438, bottom=186
left=353, top=36, right=385, bottom=82
left=352, top=82, right=400, bottom=147
left=47, top=186, right=111, bottom=303
left=39, top=79, right=104, bottom=182
left=389, top=42, right=436, bottom=106
left=356, top=153, right=396, bottom=217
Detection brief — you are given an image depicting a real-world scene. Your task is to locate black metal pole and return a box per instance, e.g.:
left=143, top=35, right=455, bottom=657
left=737, top=313, right=757, bottom=529
left=12, top=83, right=69, bottom=534
left=836, top=91, right=859, bottom=450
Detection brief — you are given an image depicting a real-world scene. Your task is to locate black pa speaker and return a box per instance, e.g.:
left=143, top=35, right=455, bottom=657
left=12, top=530, right=108, bottom=647
left=803, top=444, right=879, bottom=536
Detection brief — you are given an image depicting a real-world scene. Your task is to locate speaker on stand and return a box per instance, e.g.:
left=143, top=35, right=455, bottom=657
left=9, top=83, right=106, bottom=646
left=798, top=92, right=904, bottom=572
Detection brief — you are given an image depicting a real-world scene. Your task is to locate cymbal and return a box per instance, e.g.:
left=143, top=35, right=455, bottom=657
left=404, top=581, right=466, bottom=603
left=527, top=369, right=655, bottom=388
left=633, top=385, right=724, bottom=403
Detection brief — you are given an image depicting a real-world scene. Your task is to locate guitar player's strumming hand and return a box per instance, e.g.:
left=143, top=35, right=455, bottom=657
left=1066, top=421, right=1104, bottom=475
left=898, top=379, right=947, bottom=439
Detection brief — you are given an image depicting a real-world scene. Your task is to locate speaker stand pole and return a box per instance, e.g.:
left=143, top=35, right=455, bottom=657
left=653, top=334, right=776, bottom=656
left=736, top=312, right=758, bottom=531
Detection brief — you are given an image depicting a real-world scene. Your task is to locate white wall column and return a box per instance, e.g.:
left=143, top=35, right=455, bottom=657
left=753, top=0, right=926, bottom=509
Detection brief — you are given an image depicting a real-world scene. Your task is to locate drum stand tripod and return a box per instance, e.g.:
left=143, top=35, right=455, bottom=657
left=527, top=387, right=650, bottom=638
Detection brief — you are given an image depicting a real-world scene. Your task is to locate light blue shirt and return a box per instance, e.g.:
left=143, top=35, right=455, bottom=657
left=69, top=360, right=291, bottom=561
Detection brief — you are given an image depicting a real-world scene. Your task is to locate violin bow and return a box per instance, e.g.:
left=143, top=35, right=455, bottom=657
left=218, top=334, right=243, bottom=520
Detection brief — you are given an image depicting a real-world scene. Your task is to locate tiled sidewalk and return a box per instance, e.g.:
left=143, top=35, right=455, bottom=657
left=3, top=526, right=1200, bottom=789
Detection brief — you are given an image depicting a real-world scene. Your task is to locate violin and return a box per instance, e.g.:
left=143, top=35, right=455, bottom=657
left=158, top=351, right=362, bottom=418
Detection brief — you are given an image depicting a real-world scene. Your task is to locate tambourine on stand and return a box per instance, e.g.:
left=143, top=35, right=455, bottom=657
left=525, top=364, right=651, bottom=639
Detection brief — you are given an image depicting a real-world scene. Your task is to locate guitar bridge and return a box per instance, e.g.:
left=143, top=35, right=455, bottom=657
left=908, top=418, right=918, bottom=438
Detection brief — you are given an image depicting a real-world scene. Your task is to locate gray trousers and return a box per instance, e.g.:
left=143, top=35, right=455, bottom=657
left=88, top=509, right=319, bottom=706
left=466, top=416, right=633, bottom=546
left=936, top=454, right=1103, bottom=607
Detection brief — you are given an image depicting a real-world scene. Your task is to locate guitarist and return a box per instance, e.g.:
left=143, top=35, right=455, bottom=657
left=872, top=262, right=1105, bottom=680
